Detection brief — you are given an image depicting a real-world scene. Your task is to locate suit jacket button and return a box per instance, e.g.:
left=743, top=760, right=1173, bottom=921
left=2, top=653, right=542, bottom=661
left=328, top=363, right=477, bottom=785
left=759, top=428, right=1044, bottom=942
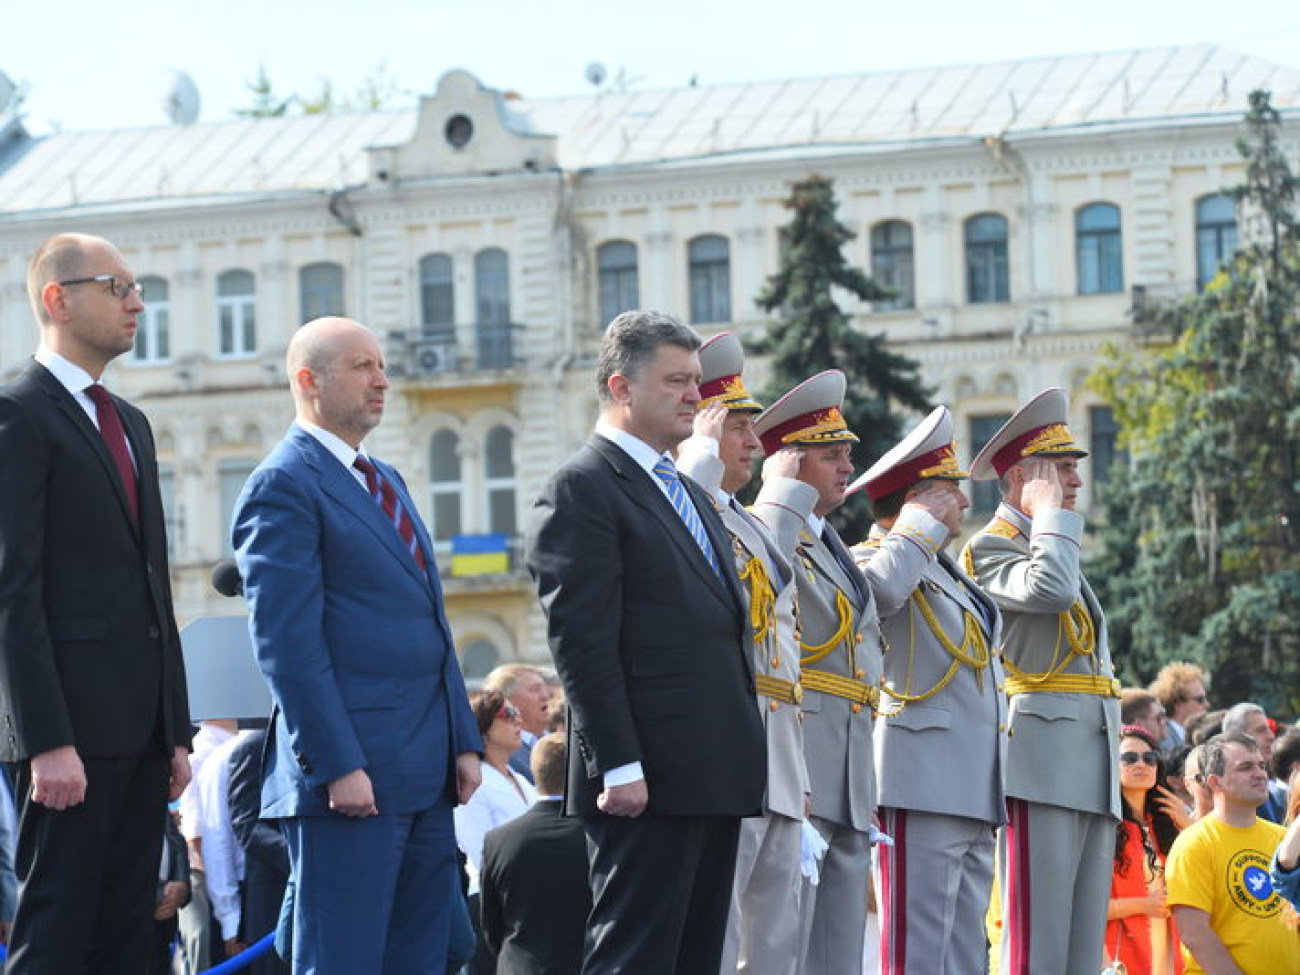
left=149, top=626, right=160, bottom=639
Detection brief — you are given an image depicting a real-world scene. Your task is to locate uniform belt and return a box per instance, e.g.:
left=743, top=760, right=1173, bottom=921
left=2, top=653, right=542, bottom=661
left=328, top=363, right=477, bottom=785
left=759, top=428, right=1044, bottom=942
left=754, top=674, right=803, bottom=705
left=1004, top=673, right=1122, bottom=697
left=800, top=669, right=880, bottom=708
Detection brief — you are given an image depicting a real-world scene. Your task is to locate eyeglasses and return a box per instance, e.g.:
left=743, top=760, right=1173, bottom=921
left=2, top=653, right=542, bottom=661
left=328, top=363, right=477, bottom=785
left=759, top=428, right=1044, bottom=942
left=496, top=703, right=521, bottom=722
left=58, top=275, right=145, bottom=300
left=1119, top=750, right=1159, bottom=767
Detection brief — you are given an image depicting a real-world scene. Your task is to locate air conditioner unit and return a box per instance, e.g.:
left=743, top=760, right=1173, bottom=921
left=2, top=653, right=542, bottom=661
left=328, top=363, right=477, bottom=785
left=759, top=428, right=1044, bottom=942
left=413, top=340, right=459, bottom=375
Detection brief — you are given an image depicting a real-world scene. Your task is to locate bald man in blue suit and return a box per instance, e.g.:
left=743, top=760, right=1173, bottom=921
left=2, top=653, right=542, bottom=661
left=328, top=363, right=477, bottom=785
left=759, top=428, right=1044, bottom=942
left=233, top=317, right=483, bottom=974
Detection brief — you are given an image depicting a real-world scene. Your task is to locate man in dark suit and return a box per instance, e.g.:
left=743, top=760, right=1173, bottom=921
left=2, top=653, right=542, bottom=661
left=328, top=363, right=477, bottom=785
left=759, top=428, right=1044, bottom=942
left=227, top=727, right=290, bottom=974
left=479, top=733, right=589, bottom=974
left=0, top=232, right=193, bottom=973
left=232, top=316, right=483, bottom=974
left=526, top=309, right=766, bottom=974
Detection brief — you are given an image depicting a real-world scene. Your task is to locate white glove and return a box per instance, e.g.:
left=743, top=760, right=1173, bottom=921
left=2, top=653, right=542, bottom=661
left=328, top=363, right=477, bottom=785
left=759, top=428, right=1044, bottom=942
left=800, top=819, right=829, bottom=885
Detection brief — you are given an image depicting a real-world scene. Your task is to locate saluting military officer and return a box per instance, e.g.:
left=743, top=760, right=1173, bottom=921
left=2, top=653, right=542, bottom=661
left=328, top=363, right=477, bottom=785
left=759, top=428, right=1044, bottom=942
left=676, top=332, right=813, bottom=975
left=961, top=388, right=1121, bottom=975
left=847, top=406, right=1006, bottom=975
left=749, top=371, right=880, bottom=975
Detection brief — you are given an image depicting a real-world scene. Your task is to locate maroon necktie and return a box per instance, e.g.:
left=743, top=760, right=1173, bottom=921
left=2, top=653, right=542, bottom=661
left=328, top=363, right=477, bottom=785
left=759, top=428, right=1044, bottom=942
left=353, top=455, right=427, bottom=570
left=85, top=383, right=139, bottom=526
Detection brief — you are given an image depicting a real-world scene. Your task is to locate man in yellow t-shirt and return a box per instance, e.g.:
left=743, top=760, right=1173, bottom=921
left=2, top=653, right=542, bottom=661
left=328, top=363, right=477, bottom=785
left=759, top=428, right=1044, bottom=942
left=1166, top=733, right=1300, bottom=974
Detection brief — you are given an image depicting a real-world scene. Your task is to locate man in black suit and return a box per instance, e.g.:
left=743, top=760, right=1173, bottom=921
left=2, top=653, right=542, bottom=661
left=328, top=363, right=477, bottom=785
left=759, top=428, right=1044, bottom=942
left=526, top=309, right=766, bottom=974
left=479, top=733, right=589, bottom=974
left=227, top=727, right=290, bottom=974
left=0, top=232, right=192, bottom=972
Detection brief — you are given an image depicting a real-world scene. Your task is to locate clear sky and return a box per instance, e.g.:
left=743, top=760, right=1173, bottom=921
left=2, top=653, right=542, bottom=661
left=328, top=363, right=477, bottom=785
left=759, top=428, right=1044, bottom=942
left=5, top=0, right=1298, bottom=134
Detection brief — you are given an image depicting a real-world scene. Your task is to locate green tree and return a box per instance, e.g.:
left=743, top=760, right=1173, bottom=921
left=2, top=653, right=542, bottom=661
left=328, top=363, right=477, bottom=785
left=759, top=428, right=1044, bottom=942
left=234, top=64, right=294, bottom=118
left=751, top=174, right=932, bottom=541
left=1088, top=90, right=1300, bottom=714
left=234, top=62, right=406, bottom=118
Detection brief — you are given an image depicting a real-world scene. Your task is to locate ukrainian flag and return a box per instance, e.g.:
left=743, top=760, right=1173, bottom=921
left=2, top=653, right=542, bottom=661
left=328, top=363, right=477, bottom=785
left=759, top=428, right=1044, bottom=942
left=451, top=533, right=509, bottom=576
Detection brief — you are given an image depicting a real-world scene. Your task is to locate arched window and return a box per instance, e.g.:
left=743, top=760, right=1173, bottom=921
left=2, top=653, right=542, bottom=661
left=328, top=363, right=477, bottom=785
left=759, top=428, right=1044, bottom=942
left=217, top=270, right=257, bottom=357
left=134, top=275, right=170, bottom=363
left=460, top=639, right=501, bottom=683
left=1076, top=203, right=1123, bottom=295
left=964, top=214, right=1009, bottom=304
left=419, top=253, right=455, bottom=333
left=429, top=430, right=462, bottom=546
left=870, top=221, right=914, bottom=310
left=688, top=235, right=731, bottom=324
left=484, top=426, right=516, bottom=537
left=597, top=241, right=639, bottom=326
left=300, top=262, right=345, bottom=322
left=1196, top=194, right=1238, bottom=290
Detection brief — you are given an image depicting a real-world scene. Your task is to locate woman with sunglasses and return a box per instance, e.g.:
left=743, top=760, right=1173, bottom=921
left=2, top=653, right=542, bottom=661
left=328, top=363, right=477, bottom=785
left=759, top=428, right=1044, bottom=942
left=1105, top=725, right=1186, bottom=974
left=454, top=690, right=539, bottom=894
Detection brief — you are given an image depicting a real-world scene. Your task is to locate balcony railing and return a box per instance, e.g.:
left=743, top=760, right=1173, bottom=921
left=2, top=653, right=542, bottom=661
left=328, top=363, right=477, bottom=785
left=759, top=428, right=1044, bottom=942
left=386, top=323, right=522, bottom=378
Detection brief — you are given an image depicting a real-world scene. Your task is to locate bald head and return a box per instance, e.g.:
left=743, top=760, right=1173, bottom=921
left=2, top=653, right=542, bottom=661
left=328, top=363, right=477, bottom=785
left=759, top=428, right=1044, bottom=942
left=288, top=317, right=389, bottom=447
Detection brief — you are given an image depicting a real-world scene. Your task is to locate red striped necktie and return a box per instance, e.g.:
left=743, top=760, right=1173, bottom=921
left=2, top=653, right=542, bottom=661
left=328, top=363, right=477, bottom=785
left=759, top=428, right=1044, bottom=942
left=85, top=383, right=139, bottom=526
left=352, top=455, right=426, bottom=570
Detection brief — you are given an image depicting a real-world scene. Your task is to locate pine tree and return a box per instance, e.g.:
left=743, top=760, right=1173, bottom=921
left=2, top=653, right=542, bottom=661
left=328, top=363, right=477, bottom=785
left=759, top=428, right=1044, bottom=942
left=1089, top=90, right=1300, bottom=713
left=751, top=175, right=932, bottom=541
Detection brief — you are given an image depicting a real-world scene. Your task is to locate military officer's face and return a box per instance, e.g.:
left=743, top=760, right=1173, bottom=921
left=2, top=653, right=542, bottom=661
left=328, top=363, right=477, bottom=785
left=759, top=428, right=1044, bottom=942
left=911, top=479, right=969, bottom=538
left=800, top=442, right=855, bottom=516
left=1052, top=457, right=1084, bottom=509
left=718, top=412, right=762, bottom=494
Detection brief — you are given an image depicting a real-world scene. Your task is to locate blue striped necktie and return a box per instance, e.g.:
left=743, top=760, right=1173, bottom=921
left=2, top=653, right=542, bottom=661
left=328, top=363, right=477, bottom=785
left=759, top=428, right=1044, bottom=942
left=652, top=458, right=722, bottom=577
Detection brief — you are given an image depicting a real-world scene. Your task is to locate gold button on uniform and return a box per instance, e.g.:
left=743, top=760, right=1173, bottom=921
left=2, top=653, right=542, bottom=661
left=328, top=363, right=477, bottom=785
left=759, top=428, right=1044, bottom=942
left=852, top=703, right=863, bottom=714
left=769, top=700, right=780, bottom=712
left=854, top=669, right=865, bottom=679
left=771, top=658, right=781, bottom=669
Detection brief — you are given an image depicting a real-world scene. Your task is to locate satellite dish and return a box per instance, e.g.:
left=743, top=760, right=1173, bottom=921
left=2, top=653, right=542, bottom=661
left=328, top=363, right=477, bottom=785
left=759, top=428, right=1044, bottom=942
left=162, top=70, right=201, bottom=126
left=585, top=62, right=607, bottom=88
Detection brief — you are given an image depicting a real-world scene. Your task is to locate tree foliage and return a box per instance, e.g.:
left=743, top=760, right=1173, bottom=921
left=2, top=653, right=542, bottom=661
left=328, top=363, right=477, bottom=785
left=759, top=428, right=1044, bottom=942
left=234, top=62, right=406, bottom=118
left=1088, top=91, right=1300, bottom=715
left=750, top=175, right=932, bottom=541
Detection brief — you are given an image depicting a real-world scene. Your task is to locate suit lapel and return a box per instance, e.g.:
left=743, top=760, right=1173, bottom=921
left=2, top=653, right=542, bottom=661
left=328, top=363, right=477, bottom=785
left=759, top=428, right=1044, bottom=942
left=806, top=524, right=867, bottom=609
left=590, top=436, right=738, bottom=615
left=298, top=431, right=431, bottom=592
left=726, top=502, right=791, bottom=589
left=34, top=365, right=139, bottom=536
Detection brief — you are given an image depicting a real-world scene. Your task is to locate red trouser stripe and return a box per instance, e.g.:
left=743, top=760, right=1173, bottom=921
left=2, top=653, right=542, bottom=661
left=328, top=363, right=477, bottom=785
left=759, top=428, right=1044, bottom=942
left=1005, top=799, right=1032, bottom=975
left=879, top=808, right=908, bottom=974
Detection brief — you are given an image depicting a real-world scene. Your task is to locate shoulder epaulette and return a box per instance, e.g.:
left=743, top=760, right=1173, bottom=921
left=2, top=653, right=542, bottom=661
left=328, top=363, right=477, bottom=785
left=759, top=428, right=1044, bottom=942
left=982, top=517, right=1022, bottom=540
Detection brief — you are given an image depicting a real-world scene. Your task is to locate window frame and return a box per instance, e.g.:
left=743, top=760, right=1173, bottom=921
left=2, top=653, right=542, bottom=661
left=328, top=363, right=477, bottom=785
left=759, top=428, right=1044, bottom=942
left=964, top=213, right=1010, bottom=305
left=216, top=269, right=257, bottom=359
left=1075, top=203, right=1124, bottom=296
left=688, top=234, right=732, bottom=324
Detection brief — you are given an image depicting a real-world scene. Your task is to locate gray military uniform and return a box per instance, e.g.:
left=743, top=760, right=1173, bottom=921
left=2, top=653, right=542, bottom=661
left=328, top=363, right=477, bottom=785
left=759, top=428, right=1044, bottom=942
left=752, top=478, right=880, bottom=975
left=963, top=502, right=1120, bottom=975
left=854, top=514, right=1006, bottom=975
left=678, top=448, right=813, bottom=975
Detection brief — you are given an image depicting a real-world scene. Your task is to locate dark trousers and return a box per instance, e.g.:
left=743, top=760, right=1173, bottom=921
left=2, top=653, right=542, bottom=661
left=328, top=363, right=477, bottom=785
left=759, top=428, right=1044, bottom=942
left=582, top=815, right=740, bottom=975
left=6, top=752, right=170, bottom=975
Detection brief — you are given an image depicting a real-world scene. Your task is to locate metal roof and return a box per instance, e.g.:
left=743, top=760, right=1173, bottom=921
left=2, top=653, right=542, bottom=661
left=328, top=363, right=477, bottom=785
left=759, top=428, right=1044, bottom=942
left=1, top=45, right=1296, bottom=215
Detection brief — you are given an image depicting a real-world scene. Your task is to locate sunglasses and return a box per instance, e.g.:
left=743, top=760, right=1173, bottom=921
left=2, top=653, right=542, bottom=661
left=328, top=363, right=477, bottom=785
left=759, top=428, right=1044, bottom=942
left=1119, top=750, right=1159, bottom=767
left=496, top=703, right=521, bottom=721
